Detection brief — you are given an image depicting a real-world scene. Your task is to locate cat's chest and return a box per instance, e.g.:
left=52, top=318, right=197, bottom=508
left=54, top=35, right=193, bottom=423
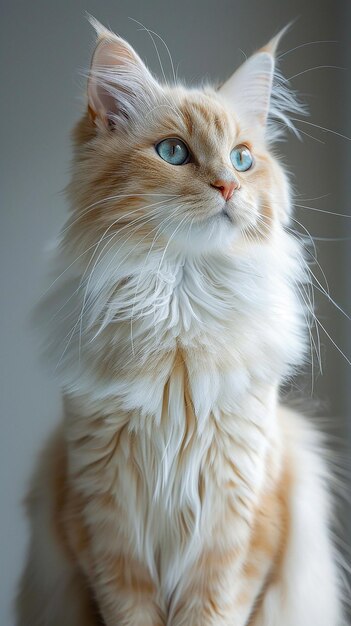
left=132, top=409, right=270, bottom=595
left=68, top=372, right=276, bottom=597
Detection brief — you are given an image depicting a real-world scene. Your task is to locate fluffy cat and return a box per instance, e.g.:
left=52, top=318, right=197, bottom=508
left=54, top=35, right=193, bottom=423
left=17, top=19, right=344, bottom=626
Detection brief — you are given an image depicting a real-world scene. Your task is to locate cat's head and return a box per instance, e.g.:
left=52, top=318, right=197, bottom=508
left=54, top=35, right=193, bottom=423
left=67, top=19, right=302, bottom=259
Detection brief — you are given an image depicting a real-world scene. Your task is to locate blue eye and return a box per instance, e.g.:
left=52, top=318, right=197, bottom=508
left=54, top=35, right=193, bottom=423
left=230, top=145, right=253, bottom=172
left=155, top=138, right=190, bottom=165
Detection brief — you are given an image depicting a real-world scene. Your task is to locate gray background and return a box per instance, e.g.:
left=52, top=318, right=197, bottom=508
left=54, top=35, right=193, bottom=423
left=1, top=0, right=350, bottom=624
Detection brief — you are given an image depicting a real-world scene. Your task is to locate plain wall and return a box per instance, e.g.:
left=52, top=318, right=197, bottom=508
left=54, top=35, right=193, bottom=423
left=1, top=1, right=350, bottom=624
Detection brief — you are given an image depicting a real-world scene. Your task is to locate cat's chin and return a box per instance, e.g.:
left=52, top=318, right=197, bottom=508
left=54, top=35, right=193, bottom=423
left=221, top=207, right=235, bottom=223
left=168, top=213, right=241, bottom=255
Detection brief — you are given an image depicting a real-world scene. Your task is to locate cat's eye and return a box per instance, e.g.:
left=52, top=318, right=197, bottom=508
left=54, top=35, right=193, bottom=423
left=230, top=145, right=253, bottom=172
left=155, top=138, right=190, bottom=166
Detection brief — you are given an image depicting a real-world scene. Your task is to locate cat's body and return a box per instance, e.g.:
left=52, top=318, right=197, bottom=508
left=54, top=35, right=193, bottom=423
left=17, top=20, right=343, bottom=626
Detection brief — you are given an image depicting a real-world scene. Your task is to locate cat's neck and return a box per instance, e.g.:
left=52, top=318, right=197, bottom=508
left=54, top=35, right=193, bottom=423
left=55, top=231, right=305, bottom=426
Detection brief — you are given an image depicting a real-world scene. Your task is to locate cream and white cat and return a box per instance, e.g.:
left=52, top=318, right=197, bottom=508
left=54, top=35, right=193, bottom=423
left=17, top=19, right=344, bottom=626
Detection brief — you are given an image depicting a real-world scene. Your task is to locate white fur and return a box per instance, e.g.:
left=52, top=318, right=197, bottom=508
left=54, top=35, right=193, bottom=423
left=18, top=21, right=343, bottom=624
left=23, top=216, right=344, bottom=624
left=32, top=216, right=341, bottom=624
left=252, top=409, right=343, bottom=626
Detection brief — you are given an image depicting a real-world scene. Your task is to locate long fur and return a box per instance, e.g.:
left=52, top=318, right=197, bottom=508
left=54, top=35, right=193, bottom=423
left=17, top=20, right=345, bottom=626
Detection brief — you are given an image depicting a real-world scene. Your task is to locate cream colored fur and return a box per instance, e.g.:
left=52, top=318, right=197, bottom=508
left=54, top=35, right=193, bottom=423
left=17, top=20, right=344, bottom=626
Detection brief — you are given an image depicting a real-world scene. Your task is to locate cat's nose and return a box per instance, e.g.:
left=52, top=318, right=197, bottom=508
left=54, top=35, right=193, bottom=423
left=211, top=178, right=238, bottom=201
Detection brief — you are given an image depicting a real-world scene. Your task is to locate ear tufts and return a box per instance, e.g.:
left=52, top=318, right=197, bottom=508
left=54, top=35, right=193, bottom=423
left=86, top=14, right=117, bottom=43
left=259, top=22, right=294, bottom=56
left=219, top=51, right=275, bottom=128
left=86, top=17, right=161, bottom=131
left=218, top=23, right=307, bottom=142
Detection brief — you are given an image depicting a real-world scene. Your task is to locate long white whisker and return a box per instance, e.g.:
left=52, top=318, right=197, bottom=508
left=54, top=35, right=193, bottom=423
left=129, top=18, right=184, bottom=127
left=58, top=203, right=173, bottom=363
left=274, top=120, right=325, bottom=144
left=61, top=193, right=179, bottom=235
left=152, top=214, right=189, bottom=340
left=294, top=202, right=351, bottom=219
left=290, top=117, right=351, bottom=142
left=278, top=40, right=338, bottom=60
left=254, top=217, right=321, bottom=380
left=288, top=65, right=345, bottom=81
left=78, top=198, right=175, bottom=292
left=77, top=205, right=173, bottom=353
left=130, top=18, right=176, bottom=84
left=306, top=270, right=351, bottom=322
left=41, top=198, right=176, bottom=298
left=256, top=209, right=351, bottom=368
left=310, top=235, right=351, bottom=242
left=83, top=204, right=171, bottom=310
left=130, top=206, right=182, bottom=355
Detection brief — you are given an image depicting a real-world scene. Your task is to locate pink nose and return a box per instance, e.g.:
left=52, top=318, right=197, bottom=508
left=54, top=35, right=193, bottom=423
left=211, top=179, right=238, bottom=201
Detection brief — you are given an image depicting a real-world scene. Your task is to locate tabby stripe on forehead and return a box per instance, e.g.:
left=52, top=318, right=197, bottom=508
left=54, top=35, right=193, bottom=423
left=190, top=101, right=214, bottom=126
left=212, top=113, right=226, bottom=138
left=182, top=102, right=226, bottom=139
left=181, top=107, right=194, bottom=135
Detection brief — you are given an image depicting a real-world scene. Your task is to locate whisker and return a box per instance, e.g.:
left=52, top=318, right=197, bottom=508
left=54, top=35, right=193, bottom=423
left=78, top=198, right=175, bottom=290
left=288, top=65, right=346, bottom=81
left=83, top=203, right=172, bottom=307
left=61, top=193, right=179, bottom=235
left=295, top=192, right=331, bottom=202
left=130, top=18, right=184, bottom=126
left=306, top=272, right=351, bottom=322
left=131, top=18, right=167, bottom=84
left=277, top=212, right=330, bottom=296
left=130, top=18, right=176, bottom=84
left=253, top=216, right=321, bottom=379
left=290, top=117, right=351, bottom=142
left=258, top=211, right=351, bottom=367
left=130, top=206, right=182, bottom=355
left=41, top=198, right=176, bottom=298
left=152, top=214, right=189, bottom=341
left=315, top=316, right=351, bottom=366
left=156, top=213, right=187, bottom=276
left=310, top=235, right=351, bottom=242
left=273, top=119, right=324, bottom=143
left=57, top=203, right=175, bottom=363
left=278, top=40, right=338, bottom=60
left=294, top=202, right=351, bottom=219
left=77, top=205, right=173, bottom=349
left=95, top=219, right=181, bottom=340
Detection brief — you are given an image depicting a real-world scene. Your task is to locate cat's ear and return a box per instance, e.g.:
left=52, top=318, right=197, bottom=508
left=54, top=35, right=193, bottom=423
left=218, top=29, right=286, bottom=129
left=87, top=17, right=161, bottom=130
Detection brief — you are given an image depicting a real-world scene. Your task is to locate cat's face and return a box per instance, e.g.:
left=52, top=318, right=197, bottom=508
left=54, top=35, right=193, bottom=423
left=68, top=21, right=292, bottom=258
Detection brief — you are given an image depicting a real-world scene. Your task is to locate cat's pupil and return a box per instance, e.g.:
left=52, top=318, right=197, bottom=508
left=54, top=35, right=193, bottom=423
left=155, top=138, right=189, bottom=165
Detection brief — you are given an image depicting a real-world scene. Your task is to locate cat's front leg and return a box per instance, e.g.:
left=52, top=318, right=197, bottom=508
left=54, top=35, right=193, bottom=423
left=93, top=575, right=165, bottom=626
left=168, top=551, right=246, bottom=626
left=62, top=488, right=166, bottom=626
left=86, top=551, right=166, bottom=626
left=168, top=517, right=278, bottom=626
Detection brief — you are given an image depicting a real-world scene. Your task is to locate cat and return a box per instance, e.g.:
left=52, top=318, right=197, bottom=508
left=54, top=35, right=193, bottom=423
left=16, top=18, right=344, bottom=626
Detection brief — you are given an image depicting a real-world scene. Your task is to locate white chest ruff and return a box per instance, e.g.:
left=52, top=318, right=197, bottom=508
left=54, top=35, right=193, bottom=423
left=57, top=234, right=304, bottom=598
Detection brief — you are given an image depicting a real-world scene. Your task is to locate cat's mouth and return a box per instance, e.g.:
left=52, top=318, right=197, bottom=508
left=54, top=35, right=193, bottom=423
left=221, top=207, right=235, bottom=224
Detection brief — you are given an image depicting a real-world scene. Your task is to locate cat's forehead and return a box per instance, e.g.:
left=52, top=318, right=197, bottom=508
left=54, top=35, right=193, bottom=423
left=160, top=87, right=239, bottom=146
